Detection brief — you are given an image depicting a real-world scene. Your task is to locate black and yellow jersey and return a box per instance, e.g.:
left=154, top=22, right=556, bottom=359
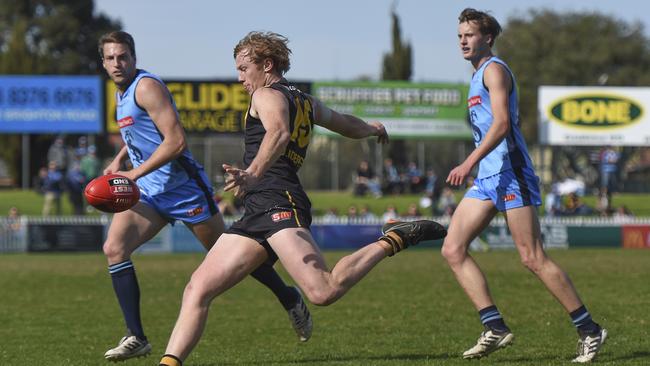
left=243, top=78, right=314, bottom=193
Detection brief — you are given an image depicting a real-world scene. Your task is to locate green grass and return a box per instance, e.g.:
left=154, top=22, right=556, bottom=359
left=0, top=189, right=77, bottom=216
left=1, top=249, right=648, bottom=365
left=3, top=189, right=649, bottom=217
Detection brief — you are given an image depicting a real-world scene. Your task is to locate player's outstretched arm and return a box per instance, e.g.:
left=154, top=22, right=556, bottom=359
left=310, top=96, right=389, bottom=144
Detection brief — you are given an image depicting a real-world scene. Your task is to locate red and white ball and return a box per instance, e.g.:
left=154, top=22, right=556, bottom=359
left=84, top=174, right=140, bottom=213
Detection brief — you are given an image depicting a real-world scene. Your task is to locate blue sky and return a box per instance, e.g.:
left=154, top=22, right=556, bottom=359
left=94, top=0, right=648, bottom=83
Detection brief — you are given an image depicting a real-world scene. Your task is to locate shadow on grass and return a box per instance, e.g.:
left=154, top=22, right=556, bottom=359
left=494, top=350, right=650, bottom=364
left=605, top=350, right=650, bottom=363
left=193, top=352, right=455, bottom=365
left=169, top=350, right=650, bottom=365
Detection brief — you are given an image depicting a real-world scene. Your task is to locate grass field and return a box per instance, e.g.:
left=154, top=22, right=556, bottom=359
left=2, top=189, right=650, bottom=217
left=1, top=249, right=649, bottom=365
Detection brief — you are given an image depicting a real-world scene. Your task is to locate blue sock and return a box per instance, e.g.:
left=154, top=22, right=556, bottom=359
left=109, top=260, right=146, bottom=340
left=570, top=305, right=600, bottom=335
left=479, top=305, right=509, bottom=333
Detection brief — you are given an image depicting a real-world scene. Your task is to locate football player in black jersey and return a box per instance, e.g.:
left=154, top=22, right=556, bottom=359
left=159, top=32, right=446, bottom=366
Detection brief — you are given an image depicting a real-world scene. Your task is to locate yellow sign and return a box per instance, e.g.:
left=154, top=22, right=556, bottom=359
left=105, top=79, right=250, bottom=134
left=548, top=93, right=643, bottom=129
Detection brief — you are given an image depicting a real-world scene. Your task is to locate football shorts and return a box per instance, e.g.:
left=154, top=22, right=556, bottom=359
left=139, top=171, right=218, bottom=224
left=226, top=189, right=312, bottom=263
left=464, top=166, right=542, bottom=212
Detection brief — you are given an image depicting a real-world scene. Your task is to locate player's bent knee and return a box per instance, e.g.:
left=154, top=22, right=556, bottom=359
left=183, top=268, right=229, bottom=307
left=182, top=279, right=215, bottom=307
left=102, top=240, right=128, bottom=262
left=302, top=286, right=337, bottom=306
left=520, top=255, right=545, bottom=273
left=441, top=243, right=466, bottom=265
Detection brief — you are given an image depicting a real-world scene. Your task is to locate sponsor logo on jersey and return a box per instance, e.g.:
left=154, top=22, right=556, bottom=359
left=187, top=207, right=204, bottom=217
left=117, top=116, right=134, bottom=128
left=548, top=93, right=643, bottom=129
left=271, top=211, right=292, bottom=222
left=503, top=193, right=516, bottom=202
left=467, top=95, right=482, bottom=108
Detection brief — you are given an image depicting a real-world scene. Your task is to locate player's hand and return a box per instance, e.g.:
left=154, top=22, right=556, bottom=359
left=223, top=164, right=260, bottom=198
left=369, top=121, right=389, bottom=144
left=112, top=170, right=138, bottom=182
left=446, top=161, right=472, bottom=186
left=103, top=160, right=121, bottom=176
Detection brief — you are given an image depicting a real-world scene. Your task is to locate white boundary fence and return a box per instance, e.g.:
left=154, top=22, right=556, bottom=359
left=2, top=215, right=650, bottom=253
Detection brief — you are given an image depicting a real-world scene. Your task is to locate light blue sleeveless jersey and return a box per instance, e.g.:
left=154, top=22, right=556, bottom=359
left=468, top=57, right=533, bottom=178
left=115, top=70, right=203, bottom=196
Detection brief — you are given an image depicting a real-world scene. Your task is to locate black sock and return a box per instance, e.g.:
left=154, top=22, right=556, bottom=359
left=250, top=263, right=298, bottom=310
left=479, top=305, right=509, bottom=333
left=109, top=260, right=146, bottom=340
left=570, top=305, right=600, bottom=335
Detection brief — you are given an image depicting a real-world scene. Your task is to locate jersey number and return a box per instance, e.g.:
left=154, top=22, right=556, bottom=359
left=290, top=97, right=313, bottom=148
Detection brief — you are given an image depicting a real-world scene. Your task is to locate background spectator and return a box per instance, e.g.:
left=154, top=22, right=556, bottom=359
left=381, top=204, right=398, bottom=222
left=7, top=206, right=21, bottom=232
left=80, top=145, right=101, bottom=182
left=562, top=193, right=593, bottom=216
left=74, top=136, right=89, bottom=160
left=612, top=205, right=634, bottom=221
left=599, top=146, right=619, bottom=209
left=359, top=204, right=377, bottom=221
left=47, top=136, right=70, bottom=173
left=322, top=207, right=339, bottom=223
left=66, top=161, right=86, bottom=215
left=346, top=205, right=359, bottom=223
left=33, top=166, right=48, bottom=195
left=545, top=184, right=562, bottom=217
left=382, top=158, right=402, bottom=195
left=406, top=161, right=424, bottom=193
left=404, top=203, right=422, bottom=218
left=353, top=160, right=382, bottom=198
left=42, top=161, right=64, bottom=216
left=437, top=187, right=457, bottom=216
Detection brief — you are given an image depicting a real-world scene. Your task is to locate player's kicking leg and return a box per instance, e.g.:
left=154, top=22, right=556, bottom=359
left=270, top=220, right=447, bottom=306
left=187, top=214, right=312, bottom=342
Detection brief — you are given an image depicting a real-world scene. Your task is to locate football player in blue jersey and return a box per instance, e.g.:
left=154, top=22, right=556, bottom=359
left=98, top=31, right=312, bottom=362
left=441, top=9, right=606, bottom=362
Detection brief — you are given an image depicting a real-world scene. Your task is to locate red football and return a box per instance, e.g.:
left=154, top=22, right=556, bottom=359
left=84, top=174, right=140, bottom=213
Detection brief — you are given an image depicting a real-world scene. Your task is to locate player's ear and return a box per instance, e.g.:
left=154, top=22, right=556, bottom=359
left=486, top=35, right=493, bottom=47
left=263, top=58, right=273, bottom=73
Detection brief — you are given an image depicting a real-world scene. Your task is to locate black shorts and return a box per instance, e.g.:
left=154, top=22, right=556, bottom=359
left=226, top=189, right=312, bottom=263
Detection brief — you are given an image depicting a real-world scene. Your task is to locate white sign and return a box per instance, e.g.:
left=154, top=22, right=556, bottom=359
left=538, top=86, right=650, bottom=146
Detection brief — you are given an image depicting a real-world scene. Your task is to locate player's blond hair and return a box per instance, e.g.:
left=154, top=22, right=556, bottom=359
left=234, top=31, right=291, bottom=75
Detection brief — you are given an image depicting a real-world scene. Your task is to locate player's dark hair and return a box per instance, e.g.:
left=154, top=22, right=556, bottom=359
left=234, top=31, right=291, bottom=75
left=98, top=31, right=136, bottom=59
left=458, top=8, right=502, bottom=47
